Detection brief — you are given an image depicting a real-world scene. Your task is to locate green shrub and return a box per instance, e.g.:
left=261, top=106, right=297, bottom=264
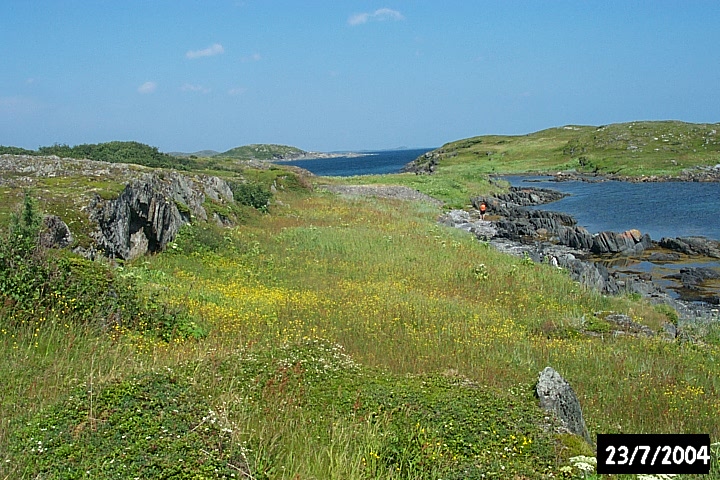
left=229, top=181, right=273, bottom=211
left=171, top=223, right=227, bottom=254
left=0, top=194, right=204, bottom=342
left=9, top=371, right=252, bottom=479
left=655, top=303, right=679, bottom=326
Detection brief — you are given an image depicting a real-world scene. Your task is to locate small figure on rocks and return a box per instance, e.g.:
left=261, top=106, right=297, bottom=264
left=479, top=201, right=487, bottom=220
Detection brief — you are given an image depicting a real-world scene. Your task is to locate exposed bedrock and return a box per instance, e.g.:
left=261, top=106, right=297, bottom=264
left=89, top=171, right=233, bottom=260
left=659, top=236, right=720, bottom=258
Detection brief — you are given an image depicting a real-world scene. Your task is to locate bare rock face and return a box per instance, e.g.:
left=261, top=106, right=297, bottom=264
left=591, top=229, right=652, bottom=255
left=90, top=171, right=233, bottom=260
left=536, top=367, right=592, bottom=445
left=39, top=215, right=73, bottom=249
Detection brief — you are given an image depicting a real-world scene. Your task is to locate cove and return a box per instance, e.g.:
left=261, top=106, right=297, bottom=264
left=280, top=148, right=433, bottom=177
left=501, top=176, right=720, bottom=242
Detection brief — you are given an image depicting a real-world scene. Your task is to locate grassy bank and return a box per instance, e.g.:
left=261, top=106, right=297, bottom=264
left=2, top=177, right=718, bottom=478
left=407, top=121, right=720, bottom=178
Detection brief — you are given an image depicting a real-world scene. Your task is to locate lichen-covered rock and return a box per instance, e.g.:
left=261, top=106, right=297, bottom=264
left=90, top=171, right=233, bottom=260
left=536, top=367, right=592, bottom=445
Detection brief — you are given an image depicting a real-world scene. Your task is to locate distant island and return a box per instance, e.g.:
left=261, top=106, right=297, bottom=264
left=171, top=144, right=368, bottom=162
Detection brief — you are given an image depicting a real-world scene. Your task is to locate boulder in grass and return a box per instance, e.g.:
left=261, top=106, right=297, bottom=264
left=536, top=367, right=592, bottom=445
left=39, top=215, right=73, bottom=249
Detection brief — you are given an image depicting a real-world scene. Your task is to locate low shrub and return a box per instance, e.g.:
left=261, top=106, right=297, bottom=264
left=229, top=181, right=273, bottom=211
left=0, top=192, right=205, bottom=342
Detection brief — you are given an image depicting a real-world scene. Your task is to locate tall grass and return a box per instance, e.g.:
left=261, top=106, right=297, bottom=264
left=146, top=192, right=719, bottom=439
left=2, top=185, right=718, bottom=478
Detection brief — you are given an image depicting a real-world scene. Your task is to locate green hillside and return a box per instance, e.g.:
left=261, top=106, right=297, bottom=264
left=220, top=143, right=308, bottom=161
left=410, top=121, right=720, bottom=177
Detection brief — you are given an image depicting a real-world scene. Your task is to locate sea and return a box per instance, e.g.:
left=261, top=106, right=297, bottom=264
left=280, top=150, right=720, bottom=243
left=280, top=148, right=432, bottom=177
left=502, top=176, right=720, bottom=243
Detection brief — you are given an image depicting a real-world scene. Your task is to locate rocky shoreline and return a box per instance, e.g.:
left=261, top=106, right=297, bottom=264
left=439, top=186, right=720, bottom=326
left=550, top=163, right=720, bottom=183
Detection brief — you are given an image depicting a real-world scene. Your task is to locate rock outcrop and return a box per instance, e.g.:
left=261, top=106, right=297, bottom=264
left=536, top=367, right=592, bottom=445
left=39, top=215, right=73, bottom=249
left=591, top=229, right=652, bottom=255
left=440, top=184, right=662, bottom=295
left=659, top=236, right=720, bottom=258
left=90, top=171, right=233, bottom=260
left=471, top=188, right=652, bottom=257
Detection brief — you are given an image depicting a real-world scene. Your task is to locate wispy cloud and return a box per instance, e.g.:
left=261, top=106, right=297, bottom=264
left=137, top=81, right=157, bottom=94
left=181, top=83, right=211, bottom=94
left=0, top=95, right=41, bottom=116
left=241, top=53, right=262, bottom=62
left=348, top=8, right=404, bottom=26
left=186, top=43, right=225, bottom=59
left=228, top=87, right=247, bottom=96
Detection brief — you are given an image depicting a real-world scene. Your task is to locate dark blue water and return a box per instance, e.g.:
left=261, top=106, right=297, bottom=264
left=279, top=152, right=720, bottom=243
left=279, top=148, right=433, bottom=177
left=503, top=176, right=720, bottom=242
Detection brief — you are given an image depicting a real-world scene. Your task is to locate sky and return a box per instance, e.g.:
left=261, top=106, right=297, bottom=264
left=2, top=1, right=719, bottom=153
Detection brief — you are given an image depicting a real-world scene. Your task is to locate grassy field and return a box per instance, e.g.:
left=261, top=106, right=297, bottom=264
left=1, top=166, right=719, bottom=478
left=406, top=121, right=720, bottom=178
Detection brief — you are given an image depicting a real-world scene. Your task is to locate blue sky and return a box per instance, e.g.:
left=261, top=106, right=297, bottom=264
left=2, top=1, right=719, bottom=153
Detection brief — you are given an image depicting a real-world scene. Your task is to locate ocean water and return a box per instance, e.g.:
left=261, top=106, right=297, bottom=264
left=280, top=148, right=433, bottom=177
left=279, top=152, right=720, bottom=243
left=502, top=176, right=720, bottom=242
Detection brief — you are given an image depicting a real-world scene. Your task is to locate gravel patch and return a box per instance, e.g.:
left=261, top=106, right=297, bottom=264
left=320, top=184, right=443, bottom=206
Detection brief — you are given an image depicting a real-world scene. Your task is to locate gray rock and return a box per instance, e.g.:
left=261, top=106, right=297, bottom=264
left=90, top=171, right=233, bottom=260
left=666, top=267, right=720, bottom=289
left=39, top=215, right=73, bottom=249
left=647, top=252, right=681, bottom=262
left=536, top=367, right=592, bottom=444
left=659, top=236, right=720, bottom=258
left=591, top=230, right=651, bottom=255
left=438, top=210, right=497, bottom=240
left=601, top=312, right=656, bottom=337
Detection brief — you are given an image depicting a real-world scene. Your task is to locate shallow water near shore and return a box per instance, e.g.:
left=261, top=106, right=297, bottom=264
left=501, top=175, right=720, bottom=242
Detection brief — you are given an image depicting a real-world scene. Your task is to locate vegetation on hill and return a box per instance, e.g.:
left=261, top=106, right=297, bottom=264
left=220, top=143, right=308, bottom=161
left=407, top=121, right=720, bottom=177
left=0, top=141, right=200, bottom=170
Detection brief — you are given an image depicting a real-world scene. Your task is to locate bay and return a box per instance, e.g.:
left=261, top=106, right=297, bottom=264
left=502, top=176, right=720, bottom=242
left=280, top=148, right=432, bottom=177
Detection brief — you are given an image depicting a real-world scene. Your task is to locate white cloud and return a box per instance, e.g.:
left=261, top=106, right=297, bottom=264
left=348, top=8, right=404, bottom=26
left=186, top=43, right=224, bottom=59
left=137, top=81, right=157, bottom=94
left=228, top=87, right=247, bottom=96
left=181, top=84, right=211, bottom=94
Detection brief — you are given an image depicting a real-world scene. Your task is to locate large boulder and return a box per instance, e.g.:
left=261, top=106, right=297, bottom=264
left=666, top=267, right=720, bottom=289
left=536, top=367, right=592, bottom=445
left=39, top=215, right=74, bottom=249
left=659, top=236, right=720, bottom=258
left=90, top=171, right=233, bottom=260
left=557, top=225, right=594, bottom=250
left=591, top=229, right=651, bottom=255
